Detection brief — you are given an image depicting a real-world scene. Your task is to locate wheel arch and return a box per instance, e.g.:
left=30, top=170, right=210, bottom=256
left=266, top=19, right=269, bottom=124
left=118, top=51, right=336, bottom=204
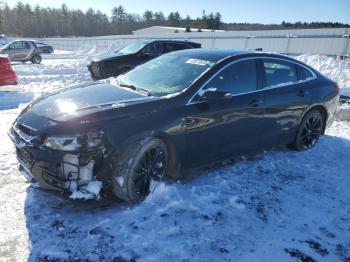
left=301, top=104, right=328, bottom=134
left=115, top=130, right=181, bottom=180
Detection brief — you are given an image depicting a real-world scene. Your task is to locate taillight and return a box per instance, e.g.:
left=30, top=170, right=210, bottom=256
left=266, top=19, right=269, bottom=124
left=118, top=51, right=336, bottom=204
left=335, top=83, right=340, bottom=93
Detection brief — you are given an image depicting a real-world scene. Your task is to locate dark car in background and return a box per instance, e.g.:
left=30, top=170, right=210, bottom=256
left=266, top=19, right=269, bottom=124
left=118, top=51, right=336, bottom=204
left=35, top=41, right=54, bottom=54
left=9, top=49, right=339, bottom=203
left=0, top=40, right=42, bottom=64
left=88, top=39, right=201, bottom=80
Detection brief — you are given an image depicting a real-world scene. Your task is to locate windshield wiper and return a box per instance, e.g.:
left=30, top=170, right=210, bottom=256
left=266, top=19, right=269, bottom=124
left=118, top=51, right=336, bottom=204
left=119, top=83, right=151, bottom=96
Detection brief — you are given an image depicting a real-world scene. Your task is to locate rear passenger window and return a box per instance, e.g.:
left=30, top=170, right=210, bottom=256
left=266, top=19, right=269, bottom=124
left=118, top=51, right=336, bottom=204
left=143, top=43, right=163, bottom=55
left=163, top=43, right=190, bottom=53
left=10, top=41, right=26, bottom=49
left=173, top=43, right=191, bottom=50
left=205, top=60, right=257, bottom=95
left=263, top=59, right=297, bottom=88
left=296, top=65, right=314, bottom=81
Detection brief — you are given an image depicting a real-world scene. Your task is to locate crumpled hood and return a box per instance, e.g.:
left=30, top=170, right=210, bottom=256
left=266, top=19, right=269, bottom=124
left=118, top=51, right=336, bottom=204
left=26, top=82, right=153, bottom=121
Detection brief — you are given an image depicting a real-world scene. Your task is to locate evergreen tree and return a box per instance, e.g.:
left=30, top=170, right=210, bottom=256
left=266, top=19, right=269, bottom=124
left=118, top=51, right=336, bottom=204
left=143, top=10, right=153, bottom=22
left=0, top=1, right=348, bottom=37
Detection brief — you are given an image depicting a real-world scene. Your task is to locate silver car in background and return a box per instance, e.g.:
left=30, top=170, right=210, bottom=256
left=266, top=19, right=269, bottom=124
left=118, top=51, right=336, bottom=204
left=0, top=40, right=42, bottom=64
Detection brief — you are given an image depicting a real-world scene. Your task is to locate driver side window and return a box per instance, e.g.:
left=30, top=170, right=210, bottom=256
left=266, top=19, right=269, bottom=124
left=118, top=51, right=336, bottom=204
left=205, top=60, right=257, bottom=95
left=10, top=41, right=28, bottom=49
left=142, top=43, right=163, bottom=56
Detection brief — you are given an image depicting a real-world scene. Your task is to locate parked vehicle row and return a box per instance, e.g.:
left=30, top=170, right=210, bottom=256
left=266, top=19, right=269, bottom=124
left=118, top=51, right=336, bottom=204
left=9, top=47, right=339, bottom=203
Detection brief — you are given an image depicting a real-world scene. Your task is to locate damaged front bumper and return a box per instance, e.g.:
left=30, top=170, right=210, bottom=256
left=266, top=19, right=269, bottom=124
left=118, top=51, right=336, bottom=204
left=8, top=126, right=112, bottom=199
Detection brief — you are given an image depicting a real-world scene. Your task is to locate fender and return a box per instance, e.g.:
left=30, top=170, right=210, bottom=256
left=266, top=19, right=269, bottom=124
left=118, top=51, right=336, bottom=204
left=109, top=129, right=183, bottom=179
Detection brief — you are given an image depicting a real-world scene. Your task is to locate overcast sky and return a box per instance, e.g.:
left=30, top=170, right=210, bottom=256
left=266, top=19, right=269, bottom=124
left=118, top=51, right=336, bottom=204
left=3, top=0, right=350, bottom=24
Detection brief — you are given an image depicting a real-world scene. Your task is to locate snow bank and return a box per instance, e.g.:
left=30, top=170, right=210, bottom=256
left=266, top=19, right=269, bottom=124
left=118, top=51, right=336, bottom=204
left=74, top=42, right=124, bottom=57
left=296, top=54, right=350, bottom=96
left=12, top=58, right=91, bottom=95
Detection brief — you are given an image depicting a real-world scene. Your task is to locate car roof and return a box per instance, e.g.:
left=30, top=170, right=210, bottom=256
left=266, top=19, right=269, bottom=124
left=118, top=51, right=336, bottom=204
left=11, top=39, right=35, bottom=43
left=141, top=39, right=199, bottom=45
left=168, top=48, right=301, bottom=64
left=167, top=48, right=257, bottom=62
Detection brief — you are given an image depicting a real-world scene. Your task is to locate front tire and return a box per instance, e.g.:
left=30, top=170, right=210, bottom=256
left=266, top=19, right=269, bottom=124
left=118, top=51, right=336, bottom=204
left=31, top=55, right=41, bottom=64
left=112, top=138, right=168, bottom=203
left=290, top=110, right=324, bottom=151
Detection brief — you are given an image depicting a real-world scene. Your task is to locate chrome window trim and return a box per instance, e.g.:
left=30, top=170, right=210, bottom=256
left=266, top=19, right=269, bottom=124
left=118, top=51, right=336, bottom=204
left=186, top=56, right=317, bottom=105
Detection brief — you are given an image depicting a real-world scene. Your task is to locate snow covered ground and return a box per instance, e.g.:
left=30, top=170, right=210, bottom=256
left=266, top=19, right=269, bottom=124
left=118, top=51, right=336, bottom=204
left=0, top=51, right=349, bottom=262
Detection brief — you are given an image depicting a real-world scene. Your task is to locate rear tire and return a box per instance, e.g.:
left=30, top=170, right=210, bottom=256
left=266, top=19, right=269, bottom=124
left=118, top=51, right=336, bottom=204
left=31, top=55, right=41, bottom=64
left=112, top=138, right=168, bottom=203
left=289, top=110, right=324, bottom=151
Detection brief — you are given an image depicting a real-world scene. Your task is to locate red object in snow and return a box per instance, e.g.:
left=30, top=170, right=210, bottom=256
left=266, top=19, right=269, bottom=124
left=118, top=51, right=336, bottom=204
left=0, top=55, right=17, bottom=86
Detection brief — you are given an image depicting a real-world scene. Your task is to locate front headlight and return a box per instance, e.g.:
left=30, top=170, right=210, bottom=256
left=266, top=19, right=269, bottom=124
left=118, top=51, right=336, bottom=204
left=43, top=131, right=104, bottom=151
left=44, top=135, right=81, bottom=151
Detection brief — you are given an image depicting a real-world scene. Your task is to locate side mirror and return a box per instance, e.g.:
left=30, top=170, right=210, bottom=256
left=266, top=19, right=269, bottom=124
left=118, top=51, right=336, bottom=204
left=139, top=51, right=151, bottom=58
left=202, top=89, right=232, bottom=100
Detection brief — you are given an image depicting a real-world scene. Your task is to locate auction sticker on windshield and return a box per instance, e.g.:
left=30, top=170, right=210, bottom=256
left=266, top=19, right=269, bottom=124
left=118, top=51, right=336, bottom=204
left=186, top=58, right=213, bottom=66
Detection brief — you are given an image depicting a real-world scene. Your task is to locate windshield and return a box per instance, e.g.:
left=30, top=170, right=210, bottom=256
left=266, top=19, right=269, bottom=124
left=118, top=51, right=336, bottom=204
left=119, top=53, right=215, bottom=96
left=117, top=41, right=149, bottom=55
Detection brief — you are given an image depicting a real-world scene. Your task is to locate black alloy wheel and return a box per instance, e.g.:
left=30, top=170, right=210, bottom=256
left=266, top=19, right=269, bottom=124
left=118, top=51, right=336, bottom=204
left=292, top=110, right=324, bottom=151
left=112, top=138, right=168, bottom=203
left=132, top=146, right=166, bottom=198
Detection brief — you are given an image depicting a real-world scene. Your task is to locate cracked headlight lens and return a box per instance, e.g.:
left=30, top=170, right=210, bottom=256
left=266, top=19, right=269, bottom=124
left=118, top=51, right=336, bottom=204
left=44, top=135, right=81, bottom=151
left=43, top=131, right=104, bottom=151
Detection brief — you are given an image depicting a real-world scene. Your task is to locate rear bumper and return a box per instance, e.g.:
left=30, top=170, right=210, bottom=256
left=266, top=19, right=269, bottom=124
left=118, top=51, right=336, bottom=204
left=325, top=94, right=339, bottom=128
left=0, top=70, right=17, bottom=86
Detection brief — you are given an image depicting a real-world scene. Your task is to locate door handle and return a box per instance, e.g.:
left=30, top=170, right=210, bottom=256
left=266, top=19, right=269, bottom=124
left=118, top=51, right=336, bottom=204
left=249, top=99, right=263, bottom=107
left=224, top=93, right=233, bottom=99
left=297, top=90, right=309, bottom=97
left=182, top=118, right=193, bottom=125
